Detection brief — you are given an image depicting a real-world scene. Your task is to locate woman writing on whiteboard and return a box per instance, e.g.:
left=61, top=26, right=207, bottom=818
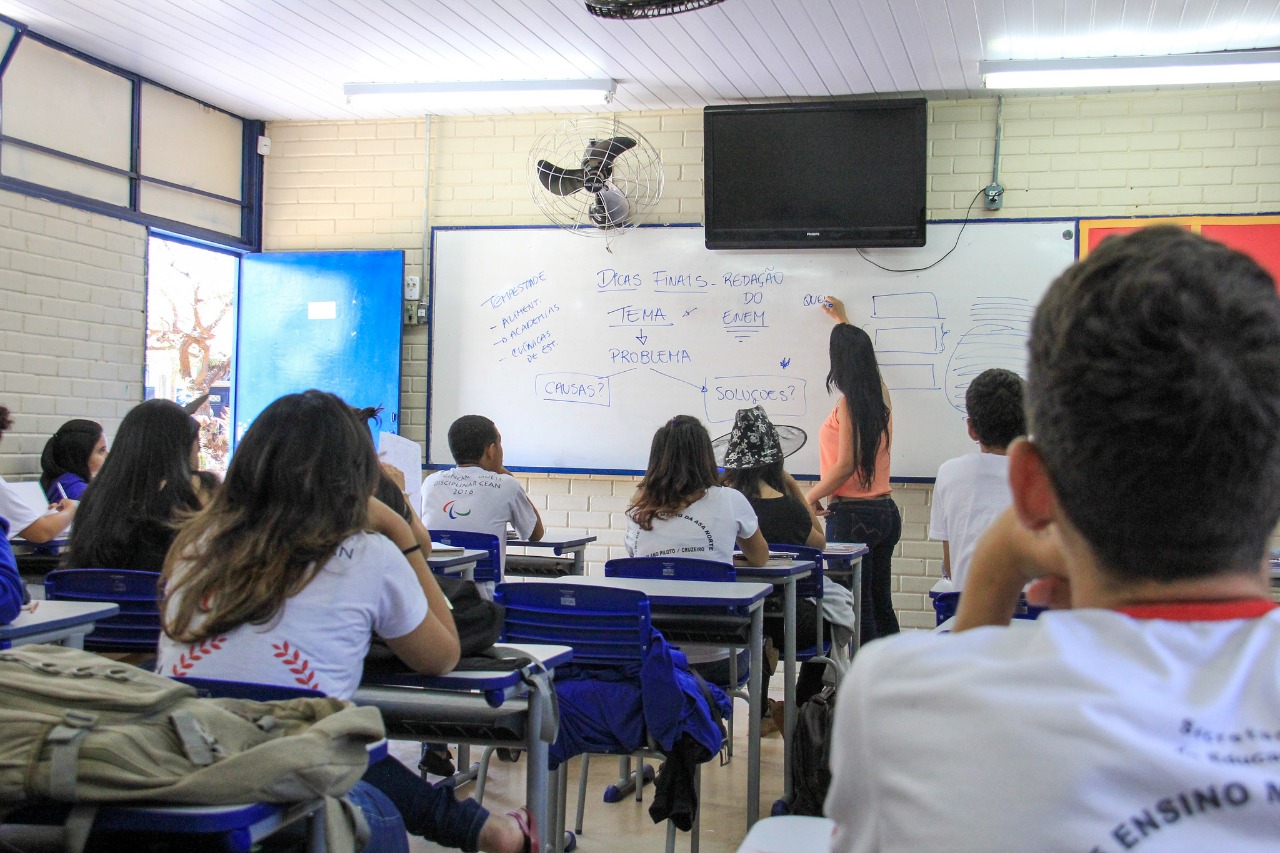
left=804, top=296, right=901, bottom=644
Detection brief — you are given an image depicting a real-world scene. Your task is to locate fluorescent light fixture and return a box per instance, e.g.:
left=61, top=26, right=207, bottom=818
left=343, top=79, right=616, bottom=108
left=980, top=50, right=1280, bottom=89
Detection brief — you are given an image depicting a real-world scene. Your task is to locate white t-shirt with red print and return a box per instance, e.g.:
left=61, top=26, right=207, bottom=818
left=156, top=531, right=428, bottom=699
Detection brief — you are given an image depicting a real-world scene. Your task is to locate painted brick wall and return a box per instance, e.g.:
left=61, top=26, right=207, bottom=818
left=261, top=84, right=1279, bottom=628
left=0, top=188, right=146, bottom=481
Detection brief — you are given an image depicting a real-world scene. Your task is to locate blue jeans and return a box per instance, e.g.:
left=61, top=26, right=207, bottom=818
left=361, top=756, right=490, bottom=852
left=826, top=496, right=902, bottom=644
left=347, top=780, right=410, bottom=853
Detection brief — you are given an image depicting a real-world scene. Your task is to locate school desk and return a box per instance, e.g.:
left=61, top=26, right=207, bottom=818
left=505, top=533, right=596, bottom=577
left=734, top=560, right=813, bottom=803
left=0, top=599, right=120, bottom=649
left=354, top=642, right=573, bottom=853
left=736, top=814, right=835, bottom=852
left=426, top=547, right=487, bottom=580
left=518, top=574, right=773, bottom=828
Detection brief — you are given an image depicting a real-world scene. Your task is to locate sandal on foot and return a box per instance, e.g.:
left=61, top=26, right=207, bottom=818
left=507, top=806, right=539, bottom=853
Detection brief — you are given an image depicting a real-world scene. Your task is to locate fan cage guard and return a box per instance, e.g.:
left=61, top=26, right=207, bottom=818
left=528, top=117, right=664, bottom=239
left=585, top=0, right=726, bottom=19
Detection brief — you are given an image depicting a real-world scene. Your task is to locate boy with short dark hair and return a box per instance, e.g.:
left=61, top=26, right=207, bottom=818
left=420, top=415, right=544, bottom=579
left=826, top=226, right=1280, bottom=851
left=929, top=368, right=1026, bottom=589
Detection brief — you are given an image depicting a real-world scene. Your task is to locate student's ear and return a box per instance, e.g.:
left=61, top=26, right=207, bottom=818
left=1007, top=437, right=1056, bottom=532
left=965, top=419, right=979, bottom=443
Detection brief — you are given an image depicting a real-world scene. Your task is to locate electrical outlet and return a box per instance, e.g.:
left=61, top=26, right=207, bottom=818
left=984, top=184, right=1004, bottom=211
left=404, top=300, right=419, bottom=325
left=404, top=275, right=421, bottom=301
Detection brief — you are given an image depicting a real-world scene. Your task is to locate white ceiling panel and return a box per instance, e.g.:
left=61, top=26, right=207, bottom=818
left=0, top=0, right=1274, bottom=121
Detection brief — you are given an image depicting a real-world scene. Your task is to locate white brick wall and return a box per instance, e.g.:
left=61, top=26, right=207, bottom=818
left=258, top=85, right=1280, bottom=627
left=0, top=188, right=145, bottom=479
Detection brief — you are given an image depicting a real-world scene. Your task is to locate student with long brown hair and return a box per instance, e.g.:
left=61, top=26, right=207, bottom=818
left=157, top=389, right=536, bottom=853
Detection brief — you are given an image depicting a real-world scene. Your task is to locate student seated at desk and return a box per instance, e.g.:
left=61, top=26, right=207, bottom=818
left=420, top=415, right=543, bottom=583
left=0, top=404, right=77, bottom=545
left=928, top=368, right=1026, bottom=592
left=626, top=415, right=768, bottom=687
left=64, top=399, right=206, bottom=573
left=722, top=405, right=854, bottom=717
left=157, top=390, right=536, bottom=853
left=825, top=226, right=1280, bottom=851
left=40, top=418, right=107, bottom=501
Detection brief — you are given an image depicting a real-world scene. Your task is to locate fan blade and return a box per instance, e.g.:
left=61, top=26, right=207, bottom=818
left=589, top=185, right=631, bottom=228
left=584, top=137, right=637, bottom=169
left=536, top=160, right=585, bottom=195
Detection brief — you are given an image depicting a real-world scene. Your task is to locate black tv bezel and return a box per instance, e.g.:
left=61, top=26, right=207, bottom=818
left=703, top=98, right=928, bottom=250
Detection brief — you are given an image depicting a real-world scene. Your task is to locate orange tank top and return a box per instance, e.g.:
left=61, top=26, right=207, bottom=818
left=819, top=399, right=892, bottom=498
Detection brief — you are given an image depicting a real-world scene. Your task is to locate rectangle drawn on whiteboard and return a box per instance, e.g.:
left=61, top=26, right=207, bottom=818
left=881, top=363, right=938, bottom=391
left=872, top=292, right=940, bottom=319
left=705, top=375, right=806, bottom=423
left=874, top=325, right=941, bottom=353
left=536, top=372, right=611, bottom=407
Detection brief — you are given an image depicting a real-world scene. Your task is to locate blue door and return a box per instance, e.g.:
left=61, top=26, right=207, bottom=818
left=234, top=250, right=403, bottom=445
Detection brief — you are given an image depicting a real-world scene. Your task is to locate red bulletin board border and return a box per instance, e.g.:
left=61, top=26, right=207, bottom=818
left=1078, top=215, right=1280, bottom=292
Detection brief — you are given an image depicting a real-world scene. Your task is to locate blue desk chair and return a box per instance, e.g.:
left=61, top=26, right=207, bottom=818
left=605, top=556, right=751, bottom=761
left=932, top=590, right=1046, bottom=626
left=494, top=581, right=712, bottom=853
left=428, top=530, right=502, bottom=585
left=764, top=544, right=847, bottom=675
left=44, top=569, right=162, bottom=652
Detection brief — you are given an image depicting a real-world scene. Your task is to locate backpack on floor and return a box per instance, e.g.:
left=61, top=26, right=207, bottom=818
left=786, top=684, right=838, bottom=816
left=0, top=644, right=385, bottom=853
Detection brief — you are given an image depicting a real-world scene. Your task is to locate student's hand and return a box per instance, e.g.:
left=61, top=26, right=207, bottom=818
left=380, top=462, right=406, bottom=491
left=821, top=296, right=851, bottom=325
left=953, top=507, right=1067, bottom=631
left=51, top=498, right=77, bottom=513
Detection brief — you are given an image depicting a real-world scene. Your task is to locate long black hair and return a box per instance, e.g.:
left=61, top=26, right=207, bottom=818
left=65, top=400, right=200, bottom=569
left=163, top=390, right=380, bottom=643
left=40, top=419, right=103, bottom=493
left=827, top=324, right=890, bottom=488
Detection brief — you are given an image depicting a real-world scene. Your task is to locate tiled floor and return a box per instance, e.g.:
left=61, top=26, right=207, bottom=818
left=400, top=687, right=790, bottom=853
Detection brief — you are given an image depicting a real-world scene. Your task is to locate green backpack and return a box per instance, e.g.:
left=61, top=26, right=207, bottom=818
left=0, top=644, right=386, bottom=852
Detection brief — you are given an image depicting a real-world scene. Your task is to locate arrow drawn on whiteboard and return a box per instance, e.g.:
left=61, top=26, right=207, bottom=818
left=682, top=308, right=697, bottom=317
left=636, top=329, right=648, bottom=345
left=601, top=368, right=637, bottom=379
left=648, top=368, right=707, bottom=393
left=780, top=357, right=791, bottom=369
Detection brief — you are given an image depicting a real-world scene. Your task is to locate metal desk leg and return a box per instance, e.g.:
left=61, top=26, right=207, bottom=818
left=525, top=693, right=550, bottom=853
left=850, top=556, right=864, bottom=654
left=781, top=576, right=797, bottom=800
left=747, top=605, right=763, bottom=827
left=569, top=546, right=586, bottom=576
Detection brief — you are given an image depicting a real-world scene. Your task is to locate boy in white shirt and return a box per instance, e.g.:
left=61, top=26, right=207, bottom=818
left=928, top=368, right=1026, bottom=589
left=419, top=415, right=543, bottom=580
left=825, top=226, right=1280, bottom=852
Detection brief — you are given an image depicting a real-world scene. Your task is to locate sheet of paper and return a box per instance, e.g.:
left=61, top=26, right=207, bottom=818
left=377, top=433, right=424, bottom=506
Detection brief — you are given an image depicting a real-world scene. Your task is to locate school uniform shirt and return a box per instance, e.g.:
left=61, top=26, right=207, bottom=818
left=928, top=452, right=1012, bottom=590
left=826, top=601, right=1280, bottom=853
left=46, top=472, right=88, bottom=502
left=156, top=532, right=428, bottom=699
left=625, top=486, right=759, bottom=666
left=0, top=476, right=43, bottom=539
left=419, top=466, right=539, bottom=571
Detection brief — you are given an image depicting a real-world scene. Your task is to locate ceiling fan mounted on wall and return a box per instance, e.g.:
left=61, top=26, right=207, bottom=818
left=584, top=0, right=725, bottom=20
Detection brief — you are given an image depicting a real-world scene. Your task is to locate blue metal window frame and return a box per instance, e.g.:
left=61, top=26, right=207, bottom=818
left=0, top=14, right=263, bottom=251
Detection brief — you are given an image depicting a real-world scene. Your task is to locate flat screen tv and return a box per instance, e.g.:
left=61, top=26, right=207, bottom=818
left=703, top=98, right=927, bottom=250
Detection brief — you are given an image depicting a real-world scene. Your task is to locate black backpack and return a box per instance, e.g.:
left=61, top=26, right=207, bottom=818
left=787, top=684, right=838, bottom=816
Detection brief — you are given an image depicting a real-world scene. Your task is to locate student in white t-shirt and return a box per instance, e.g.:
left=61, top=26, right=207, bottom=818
left=928, top=368, right=1026, bottom=590
left=826, top=226, right=1280, bottom=851
left=158, top=390, right=536, bottom=853
left=625, top=415, right=768, bottom=685
left=419, top=415, right=543, bottom=579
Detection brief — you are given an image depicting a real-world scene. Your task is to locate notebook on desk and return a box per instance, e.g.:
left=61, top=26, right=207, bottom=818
left=734, top=552, right=797, bottom=567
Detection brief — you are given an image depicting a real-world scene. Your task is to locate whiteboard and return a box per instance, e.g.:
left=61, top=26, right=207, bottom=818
left=428, top=221, right=1077, bottom=480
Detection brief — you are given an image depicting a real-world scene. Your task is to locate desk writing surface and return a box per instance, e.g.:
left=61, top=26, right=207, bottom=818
left=519, top=574, right=771, bottom=608
left=0, top=600, right=119, bottom=639
left=429, top=221, right=1076, bottom=479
